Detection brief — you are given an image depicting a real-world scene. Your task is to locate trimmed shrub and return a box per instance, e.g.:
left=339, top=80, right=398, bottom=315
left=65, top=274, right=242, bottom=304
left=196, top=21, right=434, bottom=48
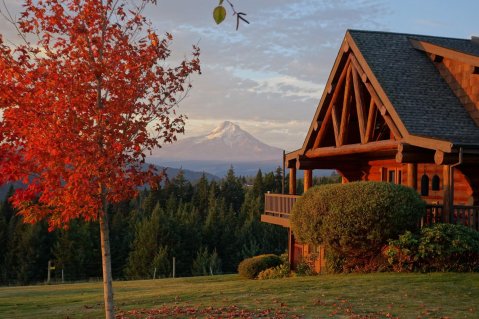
left=386, top=224, right=479, bottom=272
left=291, top=181, right=425, bottom=272
left=238, top=254, right=282, bottom=279
left=290, top=185, right=335, bottom=245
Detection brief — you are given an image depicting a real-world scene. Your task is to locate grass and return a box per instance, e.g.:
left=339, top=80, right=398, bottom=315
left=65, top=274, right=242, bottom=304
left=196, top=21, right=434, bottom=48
left=0, top=273, right=478, bottom=318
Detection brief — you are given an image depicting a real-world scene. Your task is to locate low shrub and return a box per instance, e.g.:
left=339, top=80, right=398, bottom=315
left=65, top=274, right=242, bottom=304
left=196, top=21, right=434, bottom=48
left=385, top=224, right=479, bottom=272
left=238, top=254, right=282, bottom=279
left=257, top=263, right=291, bottom=280
left=295, top=254, right=318, bottom=276
left=383, top=230, right=419, bottom=272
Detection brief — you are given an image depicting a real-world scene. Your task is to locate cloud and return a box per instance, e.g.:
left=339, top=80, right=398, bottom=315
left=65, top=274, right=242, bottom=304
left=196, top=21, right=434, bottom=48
left=231, top=68, right=324, bottom=101
left=0, top=0, right=387, bottom=152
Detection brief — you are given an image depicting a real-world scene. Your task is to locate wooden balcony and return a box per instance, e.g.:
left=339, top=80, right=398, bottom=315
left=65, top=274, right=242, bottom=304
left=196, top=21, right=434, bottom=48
left=261, top=193, right=300, bottom=227
left=262, top=193, right=479, bottom=231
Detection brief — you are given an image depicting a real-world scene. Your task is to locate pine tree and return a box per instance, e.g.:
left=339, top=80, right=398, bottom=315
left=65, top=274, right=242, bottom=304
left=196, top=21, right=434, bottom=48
left=221, top=166, right=244, bottom=212
left=125, top=204, right=162, bottom=279
left=192, top=173, right=210, bottom=220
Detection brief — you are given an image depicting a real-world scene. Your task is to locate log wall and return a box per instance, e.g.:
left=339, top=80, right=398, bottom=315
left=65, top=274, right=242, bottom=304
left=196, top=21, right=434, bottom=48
left=432, top=56, right=479, bottom=125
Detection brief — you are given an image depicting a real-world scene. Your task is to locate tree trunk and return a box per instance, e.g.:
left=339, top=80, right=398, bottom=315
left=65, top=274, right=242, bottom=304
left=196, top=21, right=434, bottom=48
left=99, top=197, right=115, bottom=319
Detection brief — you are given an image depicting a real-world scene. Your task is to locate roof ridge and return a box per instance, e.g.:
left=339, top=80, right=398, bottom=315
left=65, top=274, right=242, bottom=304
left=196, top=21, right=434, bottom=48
left=347, top=29, right=470, bottom=42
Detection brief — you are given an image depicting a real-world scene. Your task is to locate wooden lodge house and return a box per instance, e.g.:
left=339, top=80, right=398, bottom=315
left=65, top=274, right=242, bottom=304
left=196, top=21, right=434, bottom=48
left=261, top=30, right=479, bottom=272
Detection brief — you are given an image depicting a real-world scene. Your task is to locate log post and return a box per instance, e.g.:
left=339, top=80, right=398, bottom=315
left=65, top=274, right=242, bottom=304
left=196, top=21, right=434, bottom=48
left=288, top=229, right=295, bottom=269
left=443, top=165, right=451, bottom=223
left=289, top=168, right=296, bottom=195
left=304, top=169, right=313, bottom=193
left=407, top=163, right=417, bottom=190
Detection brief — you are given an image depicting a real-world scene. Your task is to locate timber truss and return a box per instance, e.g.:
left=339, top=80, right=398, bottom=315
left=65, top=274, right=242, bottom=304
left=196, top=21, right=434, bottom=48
left=286, top=39, right=404, bottom=170
left=285, top=32, right=479, bottom=171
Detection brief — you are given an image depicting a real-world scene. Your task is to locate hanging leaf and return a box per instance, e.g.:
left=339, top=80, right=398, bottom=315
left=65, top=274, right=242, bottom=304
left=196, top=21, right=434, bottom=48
left=213, top=5, right=226, bottom=25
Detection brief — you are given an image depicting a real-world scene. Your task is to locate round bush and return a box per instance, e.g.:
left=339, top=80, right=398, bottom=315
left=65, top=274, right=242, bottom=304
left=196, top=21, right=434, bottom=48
left=418, top=223, right=479, bottom=271
left=238, top=254, right=282, bottom=279
left=291, top=181, right=425, bottom=272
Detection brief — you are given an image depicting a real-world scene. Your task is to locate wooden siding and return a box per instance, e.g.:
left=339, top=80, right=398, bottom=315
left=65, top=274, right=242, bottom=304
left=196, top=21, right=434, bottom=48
left=362, top=161, right=475, bottom=205
left=432, top=55, right=479, bottom=126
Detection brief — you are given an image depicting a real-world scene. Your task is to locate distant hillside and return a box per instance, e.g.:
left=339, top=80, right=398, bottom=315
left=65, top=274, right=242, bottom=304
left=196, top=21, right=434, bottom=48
left=0, top=166, right=218, bottom=201
left=155, top=165, right=219, bottom=183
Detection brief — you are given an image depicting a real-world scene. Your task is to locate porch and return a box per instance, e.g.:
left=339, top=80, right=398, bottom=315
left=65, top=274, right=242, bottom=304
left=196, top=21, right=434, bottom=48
left=262, top=193, right=479, bottom=231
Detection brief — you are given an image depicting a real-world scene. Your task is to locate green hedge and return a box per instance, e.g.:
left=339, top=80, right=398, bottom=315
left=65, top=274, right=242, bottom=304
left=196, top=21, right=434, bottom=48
left=290, top=181, right=425, bottom=272
left=237, top=254, right=282, bottom=279
left=386, top=224, right=479, bottom=272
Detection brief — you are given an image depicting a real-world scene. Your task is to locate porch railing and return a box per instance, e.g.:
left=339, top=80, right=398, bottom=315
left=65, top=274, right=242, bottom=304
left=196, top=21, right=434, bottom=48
left=423, top=204, right=479, bottom=231
left=263, top=193, right=300, bottom=221
left=261, top=194, right=301, bottom=227
left=263, top=193, right=479, bottom=231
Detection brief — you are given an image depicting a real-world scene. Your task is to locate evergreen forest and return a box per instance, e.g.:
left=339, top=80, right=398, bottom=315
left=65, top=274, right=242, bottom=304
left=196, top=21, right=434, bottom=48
left=0, top=167, right=339, bottom=285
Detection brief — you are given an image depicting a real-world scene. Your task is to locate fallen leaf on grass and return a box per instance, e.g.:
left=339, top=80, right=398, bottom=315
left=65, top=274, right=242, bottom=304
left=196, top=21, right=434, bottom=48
left=116, top=304, right=303, bottom=318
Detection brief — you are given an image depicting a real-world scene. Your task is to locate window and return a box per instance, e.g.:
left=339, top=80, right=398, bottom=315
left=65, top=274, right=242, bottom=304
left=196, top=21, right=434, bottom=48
left=388, top=170, right=395, bottom=183
left=381, top=167, right=402, bottom=184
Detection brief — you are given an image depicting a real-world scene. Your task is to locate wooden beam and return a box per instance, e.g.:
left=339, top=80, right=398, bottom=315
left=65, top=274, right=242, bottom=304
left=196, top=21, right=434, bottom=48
left=431, top=54, right=443, bottom=63
left=382, top=115, right=402, bottom=140
left=410, top=39, right=479, bottom=67
left=331, top=104, right=340, bottom=146
left=261, top=214, right=290, bottom=228
left=313, top=59, right=351, bottom=148
left=364, top=99, right=376, bottom=144
left=352, top=66, right=366, bottom=144
left=435, top=150, right=479, bottom=165
left=288, top=230, right=294, bottom=266
left=364, top=82, right=402, bottom=139
left=407, top=163, right=417, bottom=190
left=295, top=157, right=353, bottom=170
left=338, top=65, right=353, bottom=146
left=301, top=41, right=351, bottom=152
left=346, top=32, right=409, bottom=142
left=395, top=143, right=435, bottom=163
left=403, top=135, right=453, bottom=153
left=443, top=165, right=452, bottom=222
left=304, top=169, right=313, bottom=193
left=396, top=151, right=435, bottom=163
left=313, top=120, right=322, bottom=131
left=289, top=167, right=296, bottom=195
left=305, top=140, right=398, bottom=159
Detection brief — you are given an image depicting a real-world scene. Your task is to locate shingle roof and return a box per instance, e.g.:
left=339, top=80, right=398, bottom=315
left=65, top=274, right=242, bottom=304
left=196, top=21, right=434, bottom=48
left=348, top=30, right=479, bottom=146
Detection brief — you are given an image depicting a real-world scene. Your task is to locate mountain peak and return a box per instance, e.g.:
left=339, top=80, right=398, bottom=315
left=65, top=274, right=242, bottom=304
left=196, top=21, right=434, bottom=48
left=151, top=121, right=283, bottom=162
left=207, top=121, right=243, bottom=140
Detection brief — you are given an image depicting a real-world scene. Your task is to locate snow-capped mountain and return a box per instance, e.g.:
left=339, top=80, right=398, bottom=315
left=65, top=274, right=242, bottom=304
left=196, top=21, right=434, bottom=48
left=151, top=121, right=283, bottom=162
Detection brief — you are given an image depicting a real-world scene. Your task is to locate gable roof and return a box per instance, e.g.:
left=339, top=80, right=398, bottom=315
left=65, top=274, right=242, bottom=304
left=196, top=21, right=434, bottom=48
left=292, top=30, right=479, bottom=163
left=348, top=30, right=479, bottom=147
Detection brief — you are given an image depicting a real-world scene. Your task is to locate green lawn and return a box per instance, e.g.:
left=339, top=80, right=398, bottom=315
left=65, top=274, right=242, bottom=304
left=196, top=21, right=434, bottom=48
left=0, top=273, right=478, bottom=318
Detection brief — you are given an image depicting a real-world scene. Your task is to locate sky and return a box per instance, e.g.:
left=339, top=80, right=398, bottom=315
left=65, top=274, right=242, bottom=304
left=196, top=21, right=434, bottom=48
left=1, top=0, right=477, bottom=152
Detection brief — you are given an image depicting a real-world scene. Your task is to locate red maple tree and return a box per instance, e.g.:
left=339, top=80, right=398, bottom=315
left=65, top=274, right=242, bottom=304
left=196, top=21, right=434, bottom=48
left=0, top=0, right=200, bottom=318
